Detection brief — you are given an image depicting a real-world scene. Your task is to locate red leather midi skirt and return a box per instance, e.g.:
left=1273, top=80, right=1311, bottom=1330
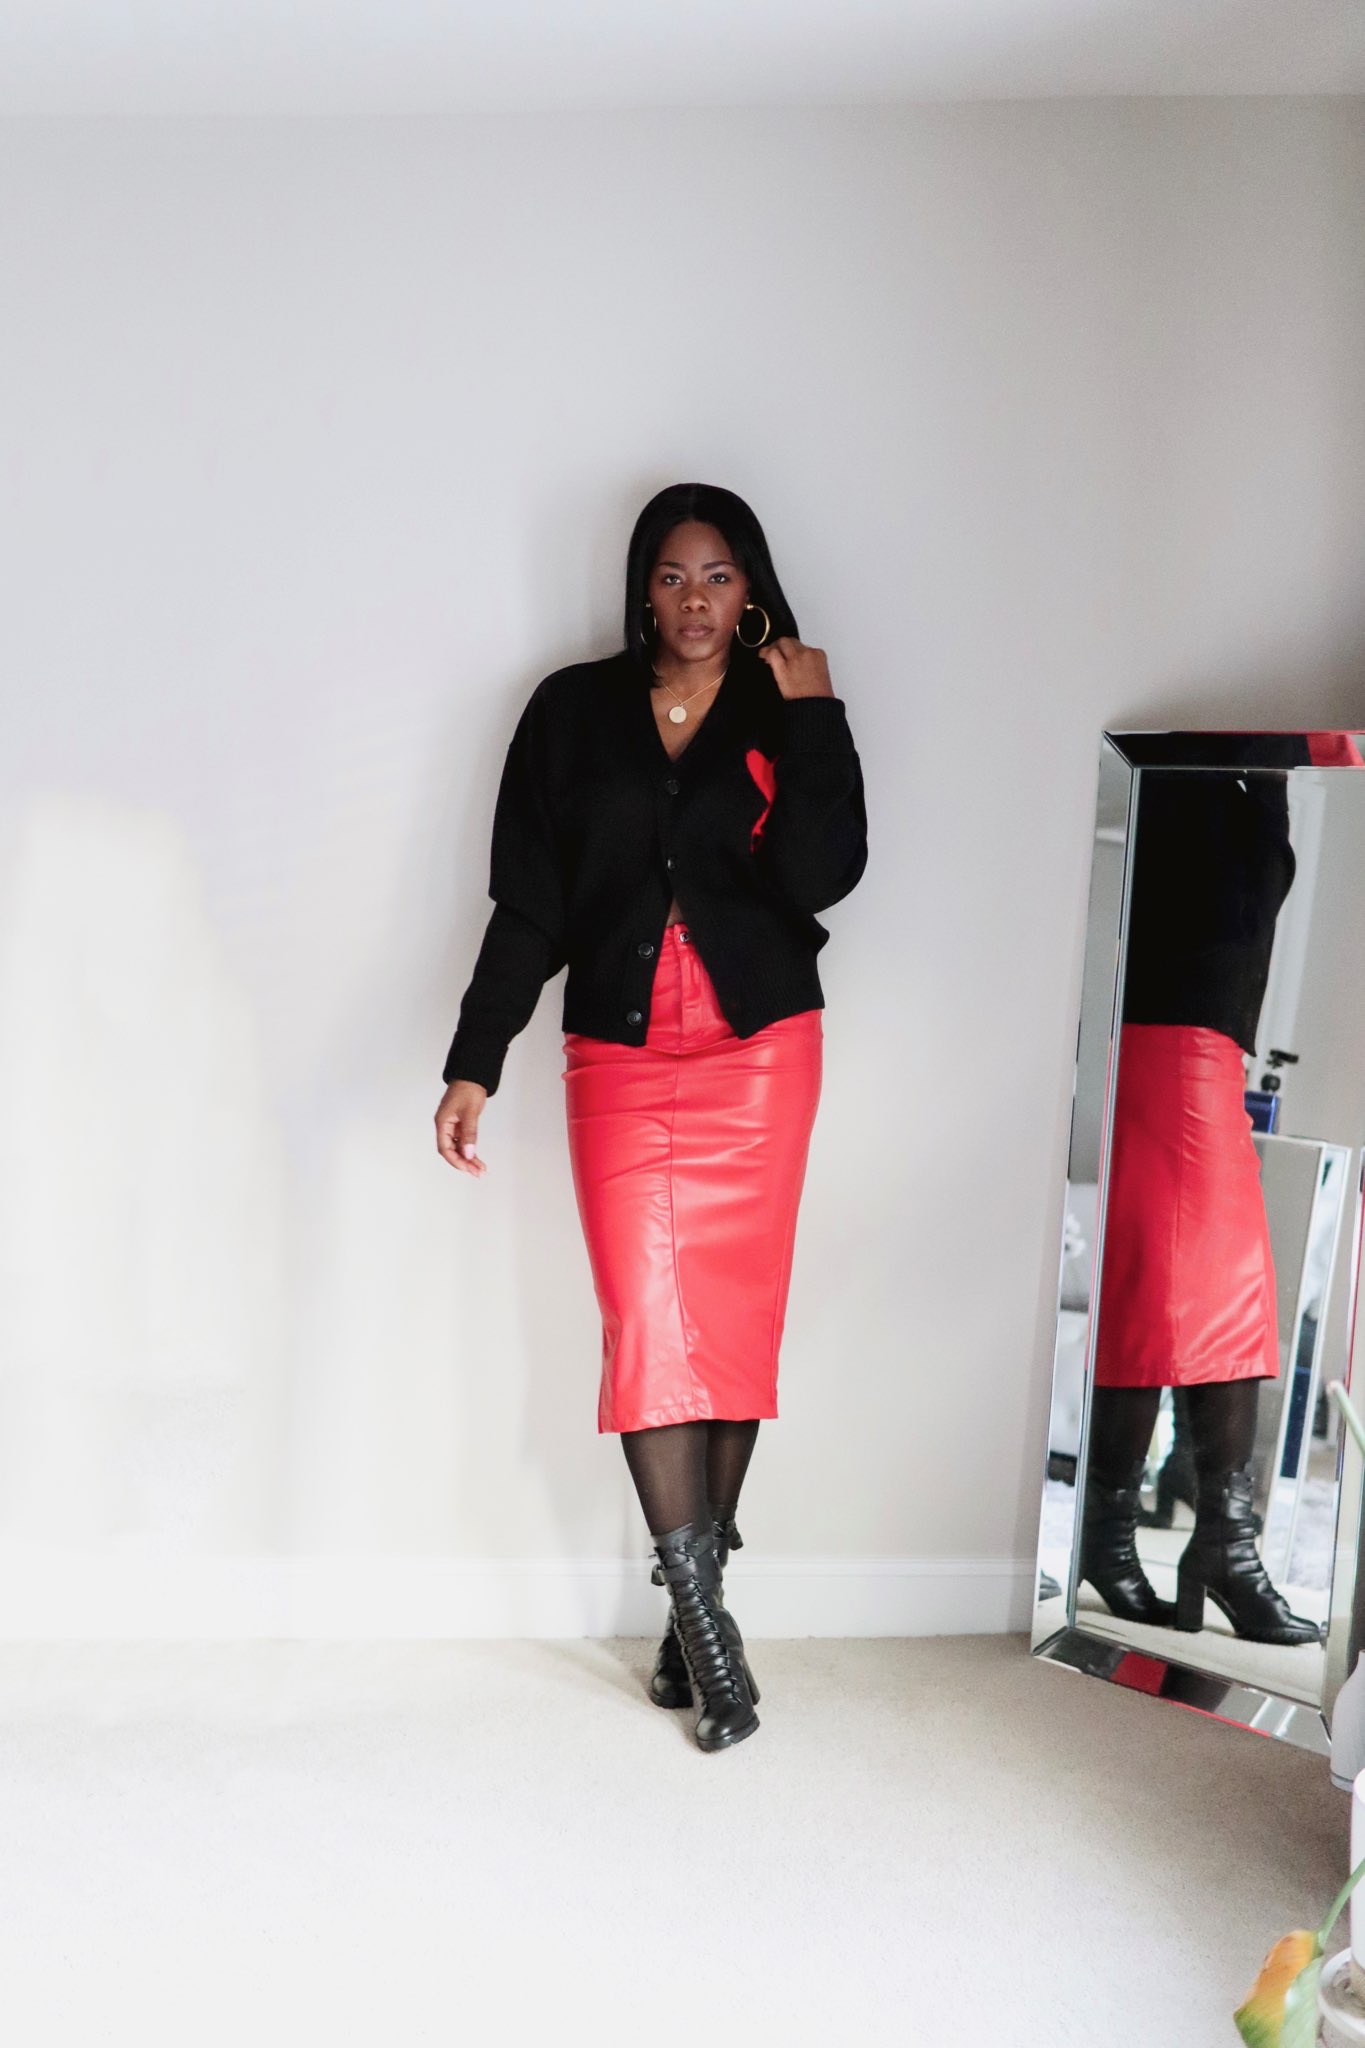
left=1093, top=1022, right=1280, bottom=1388
left=562, top=923, right=824, bottom=1433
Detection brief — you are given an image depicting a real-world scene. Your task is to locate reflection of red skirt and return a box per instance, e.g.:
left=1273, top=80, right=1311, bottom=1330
left=1093, top=1023, right=1280, bottom=1388
left=563, top=924, right=823, bottom=1433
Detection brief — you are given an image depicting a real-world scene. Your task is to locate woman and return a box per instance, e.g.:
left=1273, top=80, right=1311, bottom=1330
left=433, top=483, right=868, bottom=1752
left=1082, top=757, right=1320, bottom=1647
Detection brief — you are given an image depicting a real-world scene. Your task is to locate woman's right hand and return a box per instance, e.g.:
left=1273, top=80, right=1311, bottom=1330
left=435, top=1079, right=488, bottom=1176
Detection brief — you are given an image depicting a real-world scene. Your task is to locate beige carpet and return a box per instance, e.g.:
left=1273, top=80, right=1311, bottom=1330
left=0, top=1635, right=1347, bottom=2047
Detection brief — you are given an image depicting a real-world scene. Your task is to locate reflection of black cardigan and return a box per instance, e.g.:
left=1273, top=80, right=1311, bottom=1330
left=442, top=643, right=868, bottom=1094
left=1121, top=770, right=1296, bottom=1055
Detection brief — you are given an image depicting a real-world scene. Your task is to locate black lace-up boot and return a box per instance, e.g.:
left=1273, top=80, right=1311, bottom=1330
left=648, top=1511, right=760, bottom=1710
left=1078, top=1460, right=1177, bottom=1627
left=651, top=1522, right=759, bottom=1752
left=1175, top=1467, right=1323, bottom=1644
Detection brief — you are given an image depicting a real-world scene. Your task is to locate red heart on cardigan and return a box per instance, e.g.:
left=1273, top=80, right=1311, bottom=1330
left=745, top=748, right=778, bottom=848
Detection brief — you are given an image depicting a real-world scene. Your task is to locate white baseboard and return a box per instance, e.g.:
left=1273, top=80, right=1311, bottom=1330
left=0, top=1551, right=1036, bottom=1640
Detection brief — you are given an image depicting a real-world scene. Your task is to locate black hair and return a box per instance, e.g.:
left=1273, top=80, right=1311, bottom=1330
left=622, top=482, right=799, bottom=684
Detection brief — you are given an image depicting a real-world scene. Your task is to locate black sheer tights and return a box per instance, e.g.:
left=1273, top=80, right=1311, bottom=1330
left=621, top=1419, right=761, bottom=1538
left=1088, top=1380, right=1260, bottom=1489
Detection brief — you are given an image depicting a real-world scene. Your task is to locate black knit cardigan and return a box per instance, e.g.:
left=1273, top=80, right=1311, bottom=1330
left=1121, top=768, right=1296, bottom=1055
left=442, top=642, right=868, bottom=1094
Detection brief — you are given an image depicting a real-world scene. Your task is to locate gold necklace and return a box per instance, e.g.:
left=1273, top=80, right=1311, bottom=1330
left=651, top=664, right=728, bottom=725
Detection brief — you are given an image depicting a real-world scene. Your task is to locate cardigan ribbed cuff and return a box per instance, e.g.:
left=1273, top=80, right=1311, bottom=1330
left=779, top=695, right=856, bottom=753
left=442, top=1028, right=508, bottom=1096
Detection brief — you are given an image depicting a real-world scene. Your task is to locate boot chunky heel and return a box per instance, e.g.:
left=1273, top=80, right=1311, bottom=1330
left=1174, top=1553, right=1207, bottom=1632
left=651, top=1522, right=759, bottom=1752
left=648, top=1512, right=760, bottom=1709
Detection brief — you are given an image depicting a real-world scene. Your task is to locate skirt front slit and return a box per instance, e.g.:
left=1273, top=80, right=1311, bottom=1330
left=562, top=923, right=823, bottom=1433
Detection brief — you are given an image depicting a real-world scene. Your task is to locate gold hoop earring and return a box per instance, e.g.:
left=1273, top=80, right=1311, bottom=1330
left=736, top=603, right=771, bottom=649
left=639, top=601, right=657, bottom=647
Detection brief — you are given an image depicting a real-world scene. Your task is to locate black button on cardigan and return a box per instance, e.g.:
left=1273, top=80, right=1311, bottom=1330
left=441, top=641, right=868, bottom=1096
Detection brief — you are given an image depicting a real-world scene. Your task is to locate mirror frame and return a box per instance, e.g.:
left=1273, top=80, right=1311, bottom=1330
left=1031, top=732, right=1365, bottom=1755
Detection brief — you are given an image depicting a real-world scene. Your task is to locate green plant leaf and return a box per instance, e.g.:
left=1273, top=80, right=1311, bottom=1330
left=1318, top=1846, right=1365, bottom=1949
left=1281, top=1951, right=1325, bottom=2048
left=1235, top=1932, right=1320, bottom=2044
left=1328, top=1379, right=1365, bottom=1461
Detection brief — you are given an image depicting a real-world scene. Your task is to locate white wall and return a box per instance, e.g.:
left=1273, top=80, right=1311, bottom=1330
left=2, top=101, right=1363, bottom=1636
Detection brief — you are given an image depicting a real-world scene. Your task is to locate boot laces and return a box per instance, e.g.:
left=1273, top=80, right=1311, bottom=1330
left=675, top=1583, right=742, bottom=1702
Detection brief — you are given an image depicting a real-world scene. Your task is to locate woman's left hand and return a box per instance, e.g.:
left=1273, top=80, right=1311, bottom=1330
left=756, top=637, right=836, bottom=702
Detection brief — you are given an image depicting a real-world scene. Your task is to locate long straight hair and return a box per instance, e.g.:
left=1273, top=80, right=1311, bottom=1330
left=622, top=483, right=799, bottom=684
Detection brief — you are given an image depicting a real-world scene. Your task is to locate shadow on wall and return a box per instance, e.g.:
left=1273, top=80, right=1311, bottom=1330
left=0, top=792, right=288, bottom=1553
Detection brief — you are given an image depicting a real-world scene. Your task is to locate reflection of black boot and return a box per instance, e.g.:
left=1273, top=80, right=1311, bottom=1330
left=652, top=1523, right=759, bottom=1752
left=1174, top=1468, right=1323, bottom=1644
left=648, top=1513, right=759, bottom=1710
left=1138, top=1428, right=1263, bottom=1533
left=1079, top=1463, right=1177, bottom=1626
left=1136, top=1438, right=1197, bottom=1528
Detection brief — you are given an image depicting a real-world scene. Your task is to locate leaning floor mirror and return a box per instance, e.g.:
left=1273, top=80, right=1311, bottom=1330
left=1033, top=729, right=1365, bottom=1754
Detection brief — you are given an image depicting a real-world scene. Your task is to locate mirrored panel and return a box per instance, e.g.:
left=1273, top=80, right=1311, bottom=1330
left=1033, top=732, right=1365, bottom=1752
